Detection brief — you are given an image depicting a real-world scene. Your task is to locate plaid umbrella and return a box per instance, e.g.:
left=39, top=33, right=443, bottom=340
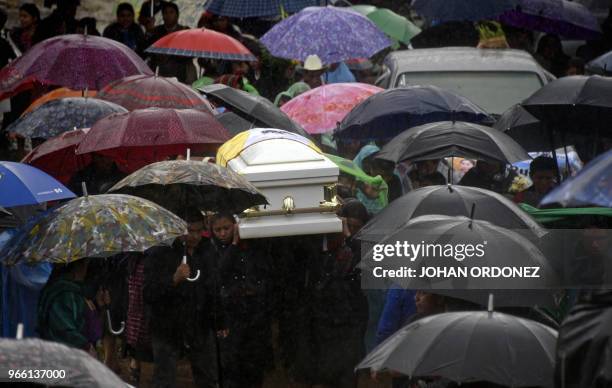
left=0, top=338, right=126, bottom=387
left=108, top=160, right=268, bottom=214
left=97, top=74, right=214, bottom=111
left=0, top=34, right=153, bottom=100
left=6, top=97, right=127, bottom=139
left=146, top=28, right=256, bottom=61
left=260, top=6, right=392, bottom=64
left=205, top=0, right=317, bottom=18
left=0, top=194, right=187, bottom=265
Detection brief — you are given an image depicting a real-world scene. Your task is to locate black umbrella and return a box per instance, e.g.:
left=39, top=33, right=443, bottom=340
left=375, top=120, right=530, bottom=164
left=0, top=338, right=126, bottom=387
left=521, top=75, right=612, bottom=139
left=0, top=206, right=10, bottom=216
left=556, top=290, right=612, bottom=388
left=215, top=111, right=255, bottom=136
left=410, top=21, right=480, bottom=49
left=333, top=86, right=492, bottom=142
left=494, top=104, right=577, bottom=152
left=108, top=160, right=268, bottom=215
left=358, top=185, right=545, bottom=241
left=358, top=214, right=559, bottom=290
left=198, top=84, right=310, bottom=138
left=357, top=308, right=557, bottom=387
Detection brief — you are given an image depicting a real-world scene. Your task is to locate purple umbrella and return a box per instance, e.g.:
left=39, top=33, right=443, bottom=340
left=260, top=6, right=392, bottom=64
left=0, top=34, right=153, bottom=100
left=499, top=0, right=601, bottom=40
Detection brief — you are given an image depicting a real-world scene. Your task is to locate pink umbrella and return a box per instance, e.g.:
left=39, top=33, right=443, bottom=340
left=281, top=83, right=383, bottom=134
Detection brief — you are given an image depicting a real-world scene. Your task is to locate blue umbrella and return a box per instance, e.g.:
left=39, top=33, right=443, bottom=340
left=499, top=0, right=601, bottom=40
left=205, top=0, right=317, bottom=18
left=586, top=50, right=612, bottom=75
left=260, top=6, right=392, bottom=64
left=6, top=97, right=127, bottom=139
left=412, top=0, right=518, bottom=22
left=0, top=162, right=75, bottom=208
left=333, top=85, right=493, bottom=142
left=540, top=149, right=611, bottom=208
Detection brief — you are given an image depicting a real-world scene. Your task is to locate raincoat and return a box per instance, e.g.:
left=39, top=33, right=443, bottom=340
left=274, top=82, right=311, bottom=106
left=353, top=145, right=388, bottom=215
left=37, top=277, right=96, bottom=350
left=322, top=62, right=356, bottom=84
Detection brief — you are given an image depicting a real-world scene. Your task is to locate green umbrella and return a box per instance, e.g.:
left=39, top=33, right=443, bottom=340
left=519, top=203, right=612, bottom=224
left=351, top=6, right=421, bottom=45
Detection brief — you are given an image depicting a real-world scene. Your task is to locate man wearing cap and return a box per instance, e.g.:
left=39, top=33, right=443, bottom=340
left=300, top=54, right=326, bottom=89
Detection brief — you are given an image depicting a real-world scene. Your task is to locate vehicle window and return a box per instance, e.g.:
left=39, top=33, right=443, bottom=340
left=396, top=71, right=543, bottom=115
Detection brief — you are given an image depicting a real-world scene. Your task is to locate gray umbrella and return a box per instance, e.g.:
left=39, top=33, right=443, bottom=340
left=0, top=338, right=127, bottom=387
left=198, top=84, right=310, bottom=138
left=357, top=309, right=558, bottom=387
left=375, top=120, right=530, bottom=164
left=357, top=184, right=545, bottom=241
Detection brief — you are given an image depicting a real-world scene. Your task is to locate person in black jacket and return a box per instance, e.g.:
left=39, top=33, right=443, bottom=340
left=144, top=210, right=225, bottom=388
left=103, top=3, right=145, bottom=56
left=207, top=213, right=273, bottom=388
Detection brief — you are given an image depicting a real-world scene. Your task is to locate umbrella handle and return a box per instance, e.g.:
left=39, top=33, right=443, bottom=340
left=182, top=255, right=200, bottom=282
left=106, top=309, right=125, bottom=335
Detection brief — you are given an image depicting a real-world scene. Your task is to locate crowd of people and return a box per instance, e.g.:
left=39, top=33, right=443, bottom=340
left=0, top=1, right=611, bottom=388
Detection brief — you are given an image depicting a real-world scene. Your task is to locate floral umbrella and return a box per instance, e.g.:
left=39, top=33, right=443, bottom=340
left=0, top=194, right=187, bottom=265
left=108, top=160, right=268, bottom=215
left=280, top=83, right=383, bottom=134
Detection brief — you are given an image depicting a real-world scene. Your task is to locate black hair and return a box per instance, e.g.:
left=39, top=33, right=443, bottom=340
left=182, top=207, right=204, bottom=223
left=20, top=3, right=40, bottom=22
left=162, top=2, right=179, bottom=17
left=529, top=156, right=557, bottom=176
left=209, top=212, right=235, bottom=226
left=421, top=172, right=447, bottom=186
left=116, top=2, right=134, bottom=16
left=339, top=198, right=370, bottom=224
left=0, top=8, right=7, bottom=29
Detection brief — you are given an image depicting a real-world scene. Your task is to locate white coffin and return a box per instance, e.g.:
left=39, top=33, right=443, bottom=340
left=226, top=139, right=342, bottom=238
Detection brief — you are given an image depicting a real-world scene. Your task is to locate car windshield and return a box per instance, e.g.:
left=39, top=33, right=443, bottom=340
left=396, top=71, right=543, bottom=115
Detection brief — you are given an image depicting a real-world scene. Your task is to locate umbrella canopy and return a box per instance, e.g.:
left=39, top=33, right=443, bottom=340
left=75, top=108, right=230, bottom=173
left=493, top=104, right=578, bottom=152
left=358, top=184, right=545, bottom=240
left=356, top=214, right=558, bottom=290
left=204, top=0, right=317, bottom=17
left=350, top=6, right=422, bottom=45
left=521, top=75, right=612, bottom=138
left=375, top=120, right=530, bottom=164
left=24, top=87, right=97, bottom=116
left=540, top=149, right=611, bottom=208
left=520, top=203, right=612, bottom=224
left=199, top=84, right=310, bottom=137
left=260, top=6, right=392, bottom=64
left=97, top=74, right=214, bottom=111
left=357, top=310, right=557, bottom=387
left=21, top=128, right=91, bottom=185
left=0, top=34, right=153, bottom=100
left=145, top=28, right=256, bottom=61
left=108, top=160, right=268, bottom=214
left=586, top=50, right=612, bottom=75
left=216, top=127, right=321, bottom=167
left=499, top=0, right=601, bottom=40
left=280, top=83, right=383, bottom=134
left=215, top=111, right=255, bottom=136
left=0, top=161, right=76, bottom=208
left=0, top=194, right=187, bottom=265
left=334, top=86, right=492, bottom=142
left=6, top=97, right=127, bottom=139
left=0, top=338, right=126, bottom=387
left=410, top=21, right=480, bottom=49
left=556, top=290, right=612, bottom=388
left=412, top=0, right=518, bottom=23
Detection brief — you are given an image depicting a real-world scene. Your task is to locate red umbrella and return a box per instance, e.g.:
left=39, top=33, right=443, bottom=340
left=0, top=34, right=153, bottom=100
left=75, top=108, right=231, bottom=172
left=145, top=28, right=256, bottom=61
left=97, top=74, right=214, bottom=111
left=21, top=128, right=91, bottom=184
